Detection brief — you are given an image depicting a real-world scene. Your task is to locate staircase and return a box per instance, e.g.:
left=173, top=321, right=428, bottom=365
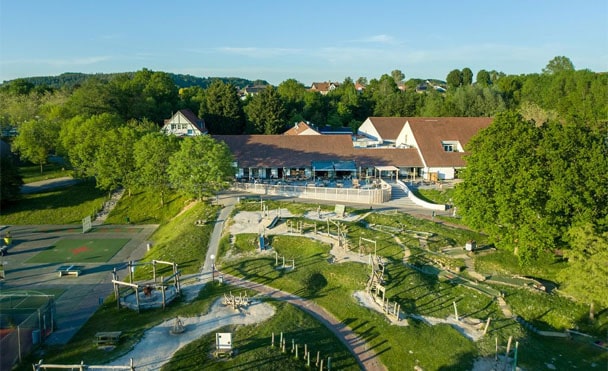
left=384, top=183, right=417, bottom=208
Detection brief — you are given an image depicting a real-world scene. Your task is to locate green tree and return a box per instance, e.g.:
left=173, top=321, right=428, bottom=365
left=92, top=126, right=139, bottom=194
left=59, top=113, right=123, bottom=177
left=201, top=80, right=245, bottom=134
left=168, top=136, right=235, bottom=200
left=277, top=79, right=307, bottom=123
left=133, top=132, right=180, bottom=206
left=558, top=223, right=608, bottom=320
left=476, top=70, right=491, bottom=87
left=542, top=56, right=575, bottom=75
left=244, top=86, right=286, bottom=134
left=461, top=67, right=473, bottom=85
left=446, top=69, right=462, bottom=89
left=454, top=112, right=548, bottom=262
left=11, top=119, right=60, bottom=173
left=391, top=69, right=405, bottom=84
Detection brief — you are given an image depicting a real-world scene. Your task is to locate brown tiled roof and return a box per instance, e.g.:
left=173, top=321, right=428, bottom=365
left=178, top=109, right=207, bottom=133
left=283, top=121, right=320, bottom=135
left=366, top=117, right=407, bottom=141
left=406, top=117, right=493, bottom=167
left=212, top=135, right=423, bottom=168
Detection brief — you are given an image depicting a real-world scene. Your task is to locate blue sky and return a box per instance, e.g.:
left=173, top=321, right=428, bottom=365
left=1, top=0, right=607, bottom=85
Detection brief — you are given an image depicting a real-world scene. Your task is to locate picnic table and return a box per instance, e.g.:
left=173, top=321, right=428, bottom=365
left=94, top=331, right=122, bottom=346
left=56, top=265, right=82, bottom=277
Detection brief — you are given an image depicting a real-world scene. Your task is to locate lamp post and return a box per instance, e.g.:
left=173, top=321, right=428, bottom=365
left=210, top=254, right=215, bottom=282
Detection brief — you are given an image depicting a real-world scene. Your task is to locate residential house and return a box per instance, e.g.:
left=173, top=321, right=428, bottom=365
left=161, top=109, right=207, bottom=137
left=308, top=81, right=339, bottom=95
left=283, top=121, right=321, bottom=135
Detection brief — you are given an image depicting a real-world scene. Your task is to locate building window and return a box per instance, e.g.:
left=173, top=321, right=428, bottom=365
left=443, top=143, right=454, bottom=152
left=171, top=124, right=176, bottom=130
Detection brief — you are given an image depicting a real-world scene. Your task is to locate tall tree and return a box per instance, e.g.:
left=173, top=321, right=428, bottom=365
left=201, top=80, right=245, bottom=134
left=11, top=119, right=60, bottom=173
left=461, top=67, right=473, bottom=85
left=93, top=126, right=139, bottom=194
left=454, top=112, right=548, bottom=262
left=446, top=69, right=463, bottom=89
left=391, top=69, right=405, bottom=84
left=277, top=78, right=307, bottom=122
left=168, top=136, right=235, bottom=200
left=558, top=223, right=608, bottom=320
left=542, top=56, right=575, bottom=75
left=59, top=113, right=123, bottom=177
left=133, top=132, right=180, bottom=206
left=244, top=86, right=286, bottom=134
left=476, top=70, right=491, bottom=87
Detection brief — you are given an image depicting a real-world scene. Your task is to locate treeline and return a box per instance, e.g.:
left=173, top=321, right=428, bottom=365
left=1, top=71, right=263, bottom=92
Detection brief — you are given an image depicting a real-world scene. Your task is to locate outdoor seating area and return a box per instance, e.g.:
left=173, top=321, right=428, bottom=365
left=94, top=331, right=122, bottom=347
left=56, top=265, right=82, bottom=277
left=237, top=176, right=384, bottom=190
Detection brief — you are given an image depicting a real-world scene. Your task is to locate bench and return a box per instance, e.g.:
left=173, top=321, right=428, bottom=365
left=94, top=331, right=122, bottom=346
left=57, top=265, right=82, bottom=277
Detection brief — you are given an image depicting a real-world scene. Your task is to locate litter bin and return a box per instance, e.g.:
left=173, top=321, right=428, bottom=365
left=32, top=329, right=41, bottom=345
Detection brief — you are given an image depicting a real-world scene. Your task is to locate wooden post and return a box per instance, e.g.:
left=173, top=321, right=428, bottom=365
left=275, top=251, right=279, bottom=265
left=304, top=343, right=308, bottom=357
left=320, top=359, right=324, bottom=371
left=307, top=351, right=310, bottom=367
left=328, top=357, right=331, bottom=370
left=282, top=338, right=286, bottom=353
left=271, top=332, right=275, bottom=348
left=291, top=338, right=295, bottom=353
left=295, top=344, right=299, bottom=359
left=129, top=261, right=134, bottom=283
left=282, top=256, right=285, bottom=268
left=152, top=260, right=156, bottom=283
left=316, top=351, right=320, bottom=367
left=495, top=336, right=498, bottom=361
left=453, top=301, right=459, bottom=321
left=161, top=285, right=166, bottom=310
left=280, top=331, right=283, bottom=345
left=483, top=317, right=492, bottom=335
left=505, top=336, right=513, bottom=363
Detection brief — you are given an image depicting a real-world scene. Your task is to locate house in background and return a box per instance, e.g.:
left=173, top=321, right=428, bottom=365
left=283, top=121, right=321, bottom=135
left=308, top=81, right=340, bottom=95
left=161, top=109, right=207, bottom=137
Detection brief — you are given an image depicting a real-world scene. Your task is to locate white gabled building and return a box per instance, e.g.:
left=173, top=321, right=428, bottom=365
left=161, top=109, right=207, bottom=137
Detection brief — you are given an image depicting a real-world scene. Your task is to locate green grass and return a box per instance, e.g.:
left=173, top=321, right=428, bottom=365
left=104, top=188, right=192, bottom=225
left=19, top=163, right=72, bottom=184
left=164, top=300, right=359, bottom=370
left=475, top=248, right=567, bottom=283
left=131, top=201, right=219, bottom=277
left=25, top=238, right=129, bottom=264
left=416, top=187, right=456, bottom=205
left=0, top=181, right=107, bottom=225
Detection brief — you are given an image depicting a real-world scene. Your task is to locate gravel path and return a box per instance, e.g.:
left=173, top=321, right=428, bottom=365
left=218, top=272, right=387, bottom=371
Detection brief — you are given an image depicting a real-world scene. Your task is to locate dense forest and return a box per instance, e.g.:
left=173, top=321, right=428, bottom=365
left=1, top=57, right=607, bottom=314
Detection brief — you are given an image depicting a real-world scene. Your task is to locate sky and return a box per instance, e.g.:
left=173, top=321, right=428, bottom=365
left=1, top=0, right=607, bottom=85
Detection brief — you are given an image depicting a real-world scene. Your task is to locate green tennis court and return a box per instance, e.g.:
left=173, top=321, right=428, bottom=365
left=26, top=238, right=130, bottom=263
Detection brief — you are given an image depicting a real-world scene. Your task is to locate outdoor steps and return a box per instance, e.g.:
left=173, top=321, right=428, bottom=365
left=387, top=185, right=417, bottom=207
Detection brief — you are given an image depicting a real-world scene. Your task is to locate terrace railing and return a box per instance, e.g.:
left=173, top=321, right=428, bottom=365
left=231, top=180, right=391, bottom=205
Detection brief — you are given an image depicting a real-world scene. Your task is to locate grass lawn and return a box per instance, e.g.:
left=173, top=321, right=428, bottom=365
left=0, top=181, right=107, bottom=225
left=19, top=163, right=72, bottom=184
left=104, top=188, right=192, bottom=225
left=25, top=238, right=129, bottom=264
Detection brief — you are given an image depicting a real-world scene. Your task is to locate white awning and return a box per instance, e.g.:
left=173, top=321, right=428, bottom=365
left=374, top=166, right=399, bottom=171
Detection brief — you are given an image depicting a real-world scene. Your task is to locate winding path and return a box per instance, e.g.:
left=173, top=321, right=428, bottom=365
left=218, top=272, right=387, bottom=371
left=205, top=193, right=387, bottom=371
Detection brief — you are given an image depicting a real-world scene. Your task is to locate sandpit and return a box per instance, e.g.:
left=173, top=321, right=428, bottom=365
left=107, top=296, right=275, bottom=370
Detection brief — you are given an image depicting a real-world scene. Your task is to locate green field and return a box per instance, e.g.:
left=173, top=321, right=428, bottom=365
left=25, top=238, right=129, bottom=263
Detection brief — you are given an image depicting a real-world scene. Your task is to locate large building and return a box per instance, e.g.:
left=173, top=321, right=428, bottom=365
left=213, top=116, right=492, bottom=181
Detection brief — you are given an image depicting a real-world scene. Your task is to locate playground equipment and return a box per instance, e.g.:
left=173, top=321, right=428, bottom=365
left=274, top=251, right=295, bottom=271
left=364, top=255, right=402, bottom=322
left=111, top=260, right=181, bottom=312
left=170, top=317, right=185, bottom=334
left=223, top=291, right=250, bottom=311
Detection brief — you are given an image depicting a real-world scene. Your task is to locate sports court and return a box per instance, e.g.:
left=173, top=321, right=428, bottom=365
left=0, top=223, right=157, bottom=347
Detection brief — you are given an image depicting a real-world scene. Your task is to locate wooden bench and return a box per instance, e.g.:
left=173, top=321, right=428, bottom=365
left=94, top=331, right=122, bottom=346
left=57, top=265, right=82, bottom=277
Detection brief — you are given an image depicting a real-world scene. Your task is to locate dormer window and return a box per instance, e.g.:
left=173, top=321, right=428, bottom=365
left=442, top=140, right=462, bottom=152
